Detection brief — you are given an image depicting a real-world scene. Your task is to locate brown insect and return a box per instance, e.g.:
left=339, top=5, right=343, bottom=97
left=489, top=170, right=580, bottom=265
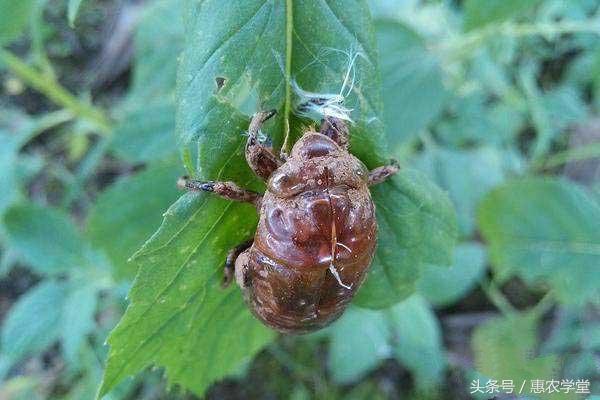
left=178, top=111, right=398, bottom=333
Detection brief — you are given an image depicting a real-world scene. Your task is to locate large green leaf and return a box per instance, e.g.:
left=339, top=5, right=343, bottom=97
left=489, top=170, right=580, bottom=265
left=87, top=159, right=183, bottom=280
left=176, top=0, right=386, bottom=166
left=355, top=169, right=457, bottom=309
left=98, top=106, right=274, bottom=396
left=0, top=0, right=34, bottom=45
left=376, top=19, right=448, bottom=147
left=478, top=178, right=600, bottom=306
left=98, top=192, right=275, bottom=397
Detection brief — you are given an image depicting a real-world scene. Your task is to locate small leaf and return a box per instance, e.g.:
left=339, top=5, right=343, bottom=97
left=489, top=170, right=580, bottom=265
left=417, top=243, right=487, bottom=307
left=328, top=307, right=391, bottom=383
left=0, top=131, right=22, bottom=216
left=110, top=102, right=178, bottom=163
left=355, top=169, right=458, bottom=309
left=376, top=19, right=448, bottom=147
left=0, top=0, right=35, bottom=45
left=0, top=281, right=66, bottom=380
left=128, top=0, right=184, bottom=101
left=111, top=0, right=184, bottom=163
left=463, top=0, right=542, bottom=31
left=67, top=0, right=86, bottom=27
left=87, top=159, right=183, bottom=279
left=3, top=203, right=90, bottom=276
left=328, top=295, right=445, bottom=389
left=387, top=295, right=445, bottom=390
left=414, top=146, right=507, bottom=237
left=472, top=314, right=559, bottom=393
left=478, top=178, right=600, bottom=305
left=61, top=282, right=99, bottom=364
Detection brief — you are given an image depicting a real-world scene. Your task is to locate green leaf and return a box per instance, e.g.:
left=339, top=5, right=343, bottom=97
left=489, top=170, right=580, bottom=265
left=67, top=0, right=86, bottom=27
left=478, top=178, right=600, bottom=305
left=87, top=159, right=183, bottom=279
left=3, top=203, right=90, bottom=275
left=472, top=314, right=559, bottom=395
left=110, top=101, right=178, bottom=164
left=0, top=131, right=22, bottom=216
left=328, top=295, right=445, bottom=389
left=61, top=281, right=99, bottom=364
left=328, top=307, right=391, bottom=383
left=436, top=93, right=525, bottom=148
left=176, top=0, right=387, bottom=167
left=0, top=0, right=35, bottom=45
left=414, top=146, right=507, bottom=237
left=101, top=2, right=457, bottom=396
left=387, top=295, right=445, bottom=390
left=0, top=281, right=66, bottom=380
left=111, top=0, right=184, bottom=163
left=418, top=243, right=487, bottom=307
left=376, top=19, right=448, bottom=147
left=102, top=97, right=264, bottom=397
left=355, top=169, right=457, bottom=309
left=463, top=0, right=542, bottom=31
left=0, top=279, right=101, bottom=380
left=97, top=191, right=274, bottom=396
left=128, top=0, right=184, bottom=101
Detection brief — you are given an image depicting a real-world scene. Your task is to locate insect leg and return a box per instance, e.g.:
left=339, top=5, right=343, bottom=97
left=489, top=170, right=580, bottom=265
left=246, top=110, right=283, bottom=181
left=222, top=240, right=253, bottom=288
left=177, top=177, right=262, bottom=207
left=368, top=160, right=400, bottom=186
left=319, top=116, right=349, bottom=148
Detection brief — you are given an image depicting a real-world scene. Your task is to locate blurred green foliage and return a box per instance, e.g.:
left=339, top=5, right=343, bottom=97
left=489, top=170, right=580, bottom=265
left=0, top=0, right=599, bottom=399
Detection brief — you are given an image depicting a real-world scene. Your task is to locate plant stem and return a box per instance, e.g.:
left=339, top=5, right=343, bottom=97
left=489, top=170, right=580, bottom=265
left=281, top=0, right=294, bottom=154
left=533, top=142, right=600, bottom=170
left=16, top=109, right=74, bottom=146
left=529, top=291, right=555, bottom=320
left=0, top=49, right=111, bottom=134
left=481, top=280, right=517, bottom=316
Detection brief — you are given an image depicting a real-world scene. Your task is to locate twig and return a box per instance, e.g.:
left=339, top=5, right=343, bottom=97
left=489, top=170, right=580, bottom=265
left=0, top=49, right=111, bottom=134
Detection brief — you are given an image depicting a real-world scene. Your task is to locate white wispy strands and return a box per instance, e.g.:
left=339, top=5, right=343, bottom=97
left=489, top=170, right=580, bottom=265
left=292, top=47, right=365, bottom=123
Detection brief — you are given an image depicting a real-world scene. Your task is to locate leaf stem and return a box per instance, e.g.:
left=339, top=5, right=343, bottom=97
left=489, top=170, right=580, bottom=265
left=529, top=291, right=555, bottom=320
left=533, top=142, right=600, bottom=171
left=481, top=280, right=517, bottom=316
left=281, top=0, right=293, bottom=153
left=0, top=49, right=111, bottom=134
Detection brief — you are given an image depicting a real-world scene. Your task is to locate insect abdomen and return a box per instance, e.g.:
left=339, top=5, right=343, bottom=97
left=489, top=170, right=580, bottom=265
left=239, top=186, right=376, bottom=333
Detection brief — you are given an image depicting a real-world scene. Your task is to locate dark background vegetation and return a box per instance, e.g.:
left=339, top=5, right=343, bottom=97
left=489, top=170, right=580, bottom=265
left=0, top=0, right=599, bottom=399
